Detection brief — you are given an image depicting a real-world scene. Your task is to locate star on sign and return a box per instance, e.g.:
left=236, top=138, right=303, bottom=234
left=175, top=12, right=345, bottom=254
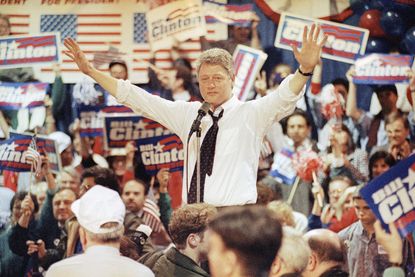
left=134, top=120, right=147, bottom=130
left=7, top=142, right=16, bottom=151
left=154, top=142, right=164, bottom=153
left=402, top=167, right=415, bottom=190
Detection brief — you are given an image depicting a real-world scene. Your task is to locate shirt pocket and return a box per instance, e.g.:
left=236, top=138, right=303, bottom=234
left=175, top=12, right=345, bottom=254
left=217, top=128, right=240, bottom=157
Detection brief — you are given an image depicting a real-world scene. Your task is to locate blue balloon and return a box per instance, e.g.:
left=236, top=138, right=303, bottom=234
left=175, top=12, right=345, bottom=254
left=380, top=11, right=406, bottom=38
left=365, top=38, right=391, bottom=54
left=402, top=27, right=415, bottom=54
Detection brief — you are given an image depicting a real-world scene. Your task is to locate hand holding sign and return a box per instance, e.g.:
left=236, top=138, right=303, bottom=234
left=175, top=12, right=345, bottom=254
left=292, top=24, right=328, bottom=73
left=373, top=220, right=403, bottom=265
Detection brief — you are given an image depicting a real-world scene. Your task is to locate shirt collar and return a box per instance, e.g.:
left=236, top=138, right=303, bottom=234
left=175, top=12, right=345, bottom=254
left=210, top=94, right=239, bottom=116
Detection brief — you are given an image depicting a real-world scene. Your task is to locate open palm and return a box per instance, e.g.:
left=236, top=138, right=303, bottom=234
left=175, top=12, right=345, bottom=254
left=292, top=24, right=328, bottom=73
left=63, top=37, right=94, bottom=75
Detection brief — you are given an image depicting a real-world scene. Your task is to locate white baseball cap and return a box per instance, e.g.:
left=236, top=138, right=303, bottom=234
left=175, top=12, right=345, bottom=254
left=48, top=131, right=71, bottom=154
left=71, top=185, right=125, bottom=234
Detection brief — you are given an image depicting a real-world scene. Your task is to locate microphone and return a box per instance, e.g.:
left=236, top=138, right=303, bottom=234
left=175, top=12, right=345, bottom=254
left=188, top=102, right=211, bottom=137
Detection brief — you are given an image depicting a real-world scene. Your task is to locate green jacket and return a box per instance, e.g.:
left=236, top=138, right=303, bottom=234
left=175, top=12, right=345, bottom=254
left=140, top=247, right=209, bottom=277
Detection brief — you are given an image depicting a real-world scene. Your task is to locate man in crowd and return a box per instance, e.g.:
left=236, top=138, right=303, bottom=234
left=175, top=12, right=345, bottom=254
left=64, top=24, right=327, bottom=207
left=207, top=206, right=282, bottom=277
left=46, top=185, right=154, bottom=277
left=140, top=203, right=216, bottom=277
left=303, top=229, right=347, bottom=277
left=269, top=227, right=311, bottom=277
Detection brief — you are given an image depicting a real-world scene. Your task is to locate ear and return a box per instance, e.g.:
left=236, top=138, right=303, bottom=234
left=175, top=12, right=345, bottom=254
left=270, top=257, right=282, bottom=276
left=223, top=250, right=238, bottom=275
left=306, top=252, right=318, bottom=271
left=79, top=227, right=88, bottom=249
left=187, top=233, right=200, bottom=248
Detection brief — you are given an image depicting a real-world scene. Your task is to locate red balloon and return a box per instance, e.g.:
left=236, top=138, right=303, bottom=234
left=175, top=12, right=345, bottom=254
left=359, top=9, right=386, bottom=37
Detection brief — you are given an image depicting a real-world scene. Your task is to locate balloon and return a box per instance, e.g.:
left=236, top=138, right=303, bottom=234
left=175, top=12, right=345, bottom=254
left=359, top=9, right=386, bottom=37
left=365, top=38, right=390, bottom=54
left=380, top=11, right=406, bottom=38
left=350, top=0, right=372, bottom=14
left=402, top=27, right=415, bottom=54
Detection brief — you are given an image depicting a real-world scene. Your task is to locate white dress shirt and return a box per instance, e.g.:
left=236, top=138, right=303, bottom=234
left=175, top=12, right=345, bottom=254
left=116, top=75, right=304, bottom=206
left=46, top=245, right=154, bottom=277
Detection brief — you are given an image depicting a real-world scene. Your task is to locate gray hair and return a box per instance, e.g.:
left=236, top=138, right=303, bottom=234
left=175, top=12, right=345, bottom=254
left=278, top=227, right=311, bottom=273
left=196, top=48, right=234, bottom=79
left=84, top=222, right=124, bottom=243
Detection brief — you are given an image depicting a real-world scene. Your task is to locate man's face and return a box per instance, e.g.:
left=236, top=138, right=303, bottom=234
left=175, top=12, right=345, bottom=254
left=53, top=190, right=76, bottom=224
left=60, top=146, right=73, bottom=167
left=207, top=230, right=233, bottom=277
left=286, top=115, right=309, bottom=145
left=198, top=63, right=233, bottom=109
left=354, top=198, right=376, bottom=226
left=232, top=25, right=251, bottom=43
left=122, top=181, right=146, bottom=213
left=110, top=64, right=128, bottom=80
left=60, top=172, right=80, bottom=196
left=0, top=18, right=10, bottom=36
left=386, top=119, right=409, bottom=147
left=11, top=199, right=22, bottom=224
left=376, top=90, right=397, bottom=114
left=371, top=158, right=390, bottom=179
left=328, top=180, right=349, bottom=205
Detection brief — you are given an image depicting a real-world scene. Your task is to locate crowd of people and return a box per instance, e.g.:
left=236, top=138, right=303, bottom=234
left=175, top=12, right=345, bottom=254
left=0, top=7, right=415, bottom=277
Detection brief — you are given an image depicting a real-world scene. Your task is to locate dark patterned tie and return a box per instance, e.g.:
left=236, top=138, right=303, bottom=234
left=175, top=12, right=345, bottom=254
left=188, top=110, right=224, bottom=203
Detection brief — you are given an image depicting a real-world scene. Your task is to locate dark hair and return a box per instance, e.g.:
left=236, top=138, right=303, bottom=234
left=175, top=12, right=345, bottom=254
left=209, top=206, right=282, bottom=277
left=109, top=60, right=128, bottom=71
left=169, top=203, right=217, bottom=249
left=81, top=166, right=120, bottom=194
left=122, top=179, right=150, bottom=196
left=331, top=78, right=349, bottom=92
left=10, top=191, right=39, bottom=215
left=374, top=84, right=398, bottom=95
left=175, top=65, right=194, bottom=92
left=308, top=236, right=345, bottom=264
left=173, top=58, right=192, bottom=71
left=328, top=124, right=355, bottom=154
left=280, top=109, right=311, bottom=135
left=368, top=150, right=396, bottom=180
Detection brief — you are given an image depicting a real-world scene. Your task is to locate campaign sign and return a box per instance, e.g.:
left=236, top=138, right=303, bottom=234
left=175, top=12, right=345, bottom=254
left=102, top=93, right=133, bottom=114
left=146, top=0, right=207, bottom=51
left=360, top=154, right=415, bottom=237
left=0, top=33, right=61, bottom=68
left=203, top=1, right=253, bottom=25
left=103, top=114, right=173, bottom=149
left=353, top=54, right=414, bottom=85
left=232, top=45, right=268, bottom=101
left=9, top=132, right=62, bottom=174
left=270, top=148, right=297, bottom=185
left=78, top=105, right=104, bottom=138
left=275, top=13, right=369, bottom=64
left=137, top=134, right=184, bottom=175
left=0, top=82, right=48, bottom=111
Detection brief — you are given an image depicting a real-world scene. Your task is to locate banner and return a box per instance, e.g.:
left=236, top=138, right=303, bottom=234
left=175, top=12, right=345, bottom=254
left=232, top=45, right=268, bottom=101
left=146, top=0, right=207, bottom=52
left=1, top=133, right=61, bottom=174
left=0, top=82, right=48, bottom=110
left=360, top=154, right=415, bottom=237
left=1, top=1, right=227, bottom=83
left=353, top=54, right=414, bottom=85
left=203, top=1, right=253, bottom=25
left=0, top=33, right=61, bottom=69
left=274, top=13, right=369, bottom=64
left=270, top=148, right=297, bottom=185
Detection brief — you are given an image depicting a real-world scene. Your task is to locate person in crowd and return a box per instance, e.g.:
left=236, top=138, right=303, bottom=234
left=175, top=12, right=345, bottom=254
left=64, top=24, right=328, bottom=207
left=30, top=181, right=48, bottom=215
left=106, top=141, right=136, bottom=190
left=122, top=179, right=171, bottom=247
left=45, top=185, right=154, bottom=277
left=302, top=228, right=348, bottom=277
left=207, top=205, right=282, bottom=277
left=0, top=192, right=38, bottom=277
left=140, top=203, right=216, bottom=277
left=368, top=150, right=396, bottom=180
left=48, top=131, right=80, bottom=169
left=322, top=124, right=369, bottom=183
left=267, top=200, right=308, bottom=234
left=0, top=186, right=14, bottom=232
left=269, top=227, right=311, bottom=277
left=308, top=175, right=357, bottom=232
left=59, top=167, right=81, bottom=197
left=338, top=193, right=414, bottom=277
left=80, top=165, right=119, bottom=195
left=371, top=111, right=414, bottom=160
left=151, top=168, right=173, bottom=231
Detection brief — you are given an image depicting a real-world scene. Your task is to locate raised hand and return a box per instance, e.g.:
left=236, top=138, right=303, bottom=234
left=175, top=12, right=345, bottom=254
left=64, top=37, right=94, bottom=75
left=374, top=220, right=403, bottom=264
left=292, top=24, right=328, bottom=73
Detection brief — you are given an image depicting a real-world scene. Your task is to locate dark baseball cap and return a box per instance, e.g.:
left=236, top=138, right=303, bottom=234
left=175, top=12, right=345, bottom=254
left=109, top=59, right=128, bottom=70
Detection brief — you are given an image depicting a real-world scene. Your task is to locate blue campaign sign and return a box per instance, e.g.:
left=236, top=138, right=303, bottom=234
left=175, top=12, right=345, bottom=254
left=360, top=154, right=415, bottom=237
